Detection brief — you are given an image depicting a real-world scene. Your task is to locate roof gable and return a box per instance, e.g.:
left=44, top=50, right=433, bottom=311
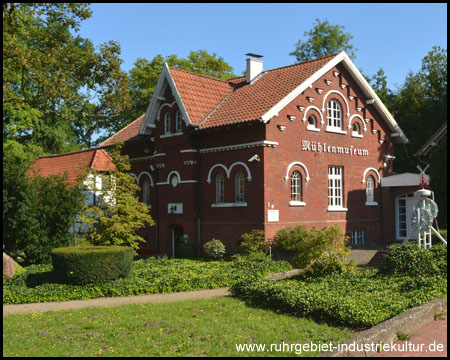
left=139, top=52, right=408, bottom=144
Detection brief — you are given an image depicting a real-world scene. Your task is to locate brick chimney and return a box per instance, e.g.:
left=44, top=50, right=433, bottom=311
left=246, top=53, right=263, bottom=83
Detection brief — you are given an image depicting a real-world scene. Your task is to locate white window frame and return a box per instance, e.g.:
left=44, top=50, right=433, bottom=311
left=326, top=99, right=347, bottom=134
left=142, top=178, right=151, bottom=208
left=365, top=175, right=378, bottom=206
left=164, top=112, right=171, bottom=134
left=235, top=171, right=246, bottom=203
left=328, top=166, right=347, bottom=211
left=306, top=114, right=320, bottom=132
left=215, top=172, right=225, bottom=204
left=352, top=122, right=363, bottom=138
left=352, top=229, right=366, bottom=245
left=175, top=110, right=182, bottom=133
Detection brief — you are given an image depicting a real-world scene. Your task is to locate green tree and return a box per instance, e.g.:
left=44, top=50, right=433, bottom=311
left=3, top=140, right=84, bottom=264
left=290, top=18, right=357, bottom=63
left=392, top=46, right=447, bottom=174
left=79, top=143, right=155, bottom=251
left=3, top=3, right=131, bottom=152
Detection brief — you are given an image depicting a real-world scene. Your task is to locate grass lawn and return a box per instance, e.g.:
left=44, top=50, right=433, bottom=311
left=3, top=297, right=356, bottom=357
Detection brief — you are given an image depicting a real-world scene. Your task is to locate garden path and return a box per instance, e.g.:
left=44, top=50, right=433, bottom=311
left=372, top=316, right=447, bottom=357
left=3, top=288, right=231, bottom=315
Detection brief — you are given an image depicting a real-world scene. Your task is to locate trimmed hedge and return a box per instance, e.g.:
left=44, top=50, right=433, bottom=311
left=51, top=246, right=134, bottom=285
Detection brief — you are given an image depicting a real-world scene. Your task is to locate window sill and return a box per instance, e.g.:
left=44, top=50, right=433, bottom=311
left=351, top=133, right=364, bottom=138
left=325, top=127, right=347, bottom=135
left=211, top=202, right=247, bottom=208
left=327, top=206, right=348, bottom=212
left=289, top=201, right=306, bottom=207
left=365, top=202, right=378, bottom=206
left=160, top=132, right=183, bottom=139
left=306, top=126, right=320, bottom=132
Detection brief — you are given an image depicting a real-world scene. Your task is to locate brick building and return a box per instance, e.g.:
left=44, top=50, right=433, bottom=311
left=100, top=51, right=424, bottom=257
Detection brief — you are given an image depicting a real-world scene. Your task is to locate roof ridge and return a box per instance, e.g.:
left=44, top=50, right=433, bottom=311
left=168, top=66, right=235, bottom=84
left=99, top=114, right=145, bottom=146
left=264, top=53, right=339, bottom=74
left=35, top=147, right=100, bottom=159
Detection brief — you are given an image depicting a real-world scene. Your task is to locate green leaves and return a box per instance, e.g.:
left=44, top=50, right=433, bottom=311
left=290, top=18, right=357, bottom=63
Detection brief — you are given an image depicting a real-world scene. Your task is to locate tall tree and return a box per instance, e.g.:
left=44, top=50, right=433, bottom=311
left=290, top=18, right=357, bottom=63
left=3, top=3, right=131, bottom=152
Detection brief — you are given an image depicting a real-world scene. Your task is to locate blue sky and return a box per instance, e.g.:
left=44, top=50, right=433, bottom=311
left=77, top=3, right=447, bottom=90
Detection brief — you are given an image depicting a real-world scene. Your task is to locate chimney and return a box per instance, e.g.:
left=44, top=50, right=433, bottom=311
left=246, top=53, right=263, bottom=83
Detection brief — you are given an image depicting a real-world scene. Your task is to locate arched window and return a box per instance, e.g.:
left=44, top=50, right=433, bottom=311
left=164, top=112, right=171, bottom=134
left=352, top=122, right=362, bottom=137
left=235, top=171, right=245, bottom=203
left=366, top=175, right=375, bottom=203
left=327, top=99, right=342, bottom=129
left=142, top=179, right=150, bottom=206
left=175, top=110, right=182, bottom=132
left=215, top=173, right=225, bottom=203
left=290, top=171, right=302, bottom=201
left=307, top=114, right=318, bottom=130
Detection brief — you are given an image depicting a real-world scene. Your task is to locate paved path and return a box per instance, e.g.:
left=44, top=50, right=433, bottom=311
left=3, top=288, right=231, bottom=315
left=372, top=316, right=447, bottom=357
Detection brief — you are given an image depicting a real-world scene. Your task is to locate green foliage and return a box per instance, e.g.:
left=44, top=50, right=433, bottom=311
left=3, top=257, right=292, bottom=304
left=51, top=246, right=134, bottom=285
left=237, top=230, right=269, bottom=256
left=203, top=239, right=226, bottom=259
left=300, top=252, right=356, bottom=279
left=79, top=143, right=154, bottom=251
left=3, top=3, right=131, bottom=151
left=272, top=225, right=309, bottom=252
left=231, top=269, right=447, bottom=329
left=292, top=226, right=351, bottom=270
left=379, top=243, right=447, bottom=277
left=290, top=18, right=357, bottom=63
left=3, top=141, right=84, bottom=265
left=176, top=242, right=201, bottom=258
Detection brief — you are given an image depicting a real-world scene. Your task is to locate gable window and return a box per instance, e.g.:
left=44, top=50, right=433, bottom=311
left=328, top=166, right=347, bottom=211
left=306, top=114, right=320, bottom=132
left=175, top=110, right=182, bottom=133
left=352, top=122, right=363, bottom=138
left=215, top=173, right=225, bottom=203
left=235, top=171, right=245, bottom=203
left=142, top=179, right=150, bottom=206
left=326, top=99, right=343, bottom=131
left=164, top=112, right=171, bottom=134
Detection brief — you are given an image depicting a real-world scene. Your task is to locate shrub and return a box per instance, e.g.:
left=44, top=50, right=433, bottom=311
left=300, top=252, right=356, bottom=279
left=237, top=230, right=268, bottom=256
left=379, top=243, right=447, bottom=277
left=272, top=225, right=309, bottom=252
left=51, top=246, right=134, bottom=285
left=203, top=239, right=226, bottom=259
left=292, top=226, right=351, bottom=270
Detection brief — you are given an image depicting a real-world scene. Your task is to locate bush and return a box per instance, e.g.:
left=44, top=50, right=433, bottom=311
left=203, top=239, right=226, bottom=259
left=379, top=243, right=447, bottom=277
left=300, top=252, right=356, bottom=279
left=272, top=225, right=309, bottom=252
left=237, top=230, right=268, bottom=256
left=51, top=246, right=134, bottom=285
left=292, top=226, right=351, bottom=271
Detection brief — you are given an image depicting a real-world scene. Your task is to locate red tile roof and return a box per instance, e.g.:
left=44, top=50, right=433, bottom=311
left=100, top=114, right=145, bottom=146
left=27, top=148, right=116, bottom=185
left=169, top=53, right=338, bottom=129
